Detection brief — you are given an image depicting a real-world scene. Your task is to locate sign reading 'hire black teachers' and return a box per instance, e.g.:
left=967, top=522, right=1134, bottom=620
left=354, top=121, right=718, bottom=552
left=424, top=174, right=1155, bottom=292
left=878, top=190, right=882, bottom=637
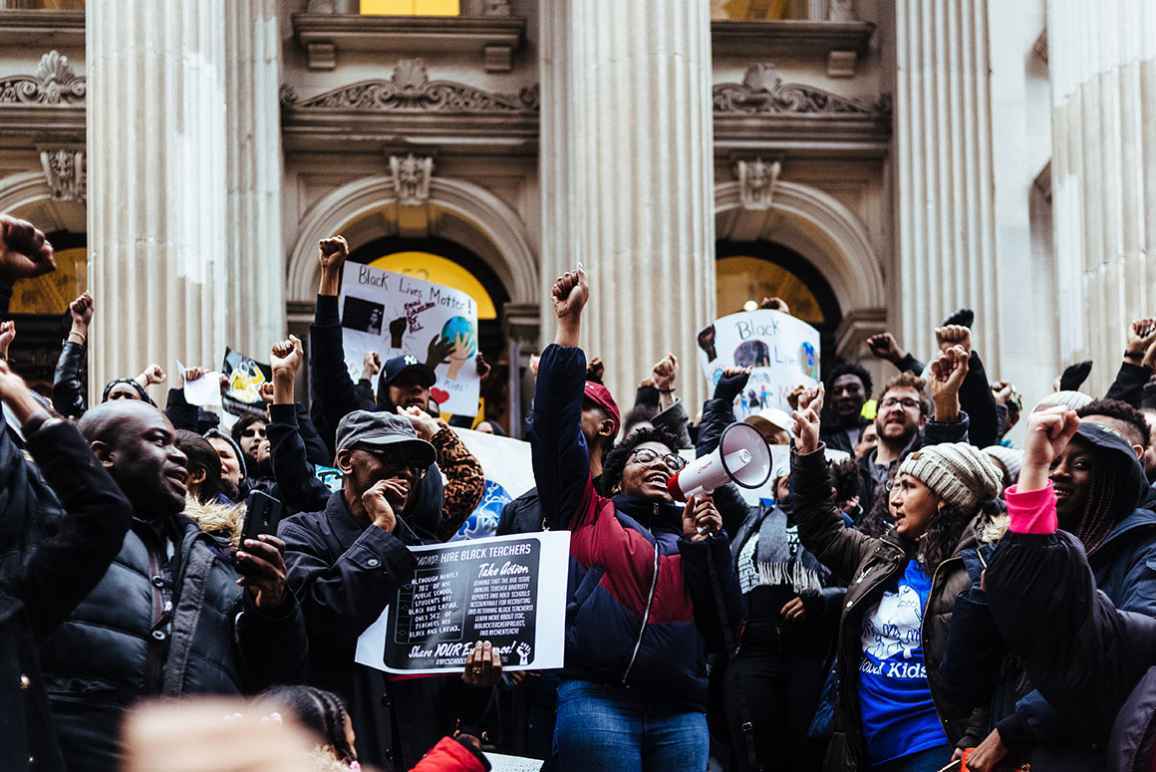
left=354, top=532, right=570, bottom=675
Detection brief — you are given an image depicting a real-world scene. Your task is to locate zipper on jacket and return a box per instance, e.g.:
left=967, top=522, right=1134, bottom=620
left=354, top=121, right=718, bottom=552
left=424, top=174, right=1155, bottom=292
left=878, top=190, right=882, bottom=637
left=622, top=539, right=661, bottom=686
left=923, top=554, right=959, bottom=737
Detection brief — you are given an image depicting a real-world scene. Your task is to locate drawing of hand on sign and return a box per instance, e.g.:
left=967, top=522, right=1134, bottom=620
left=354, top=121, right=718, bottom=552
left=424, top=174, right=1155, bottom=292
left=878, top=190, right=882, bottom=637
left=443, top=317, right=478, bottom=381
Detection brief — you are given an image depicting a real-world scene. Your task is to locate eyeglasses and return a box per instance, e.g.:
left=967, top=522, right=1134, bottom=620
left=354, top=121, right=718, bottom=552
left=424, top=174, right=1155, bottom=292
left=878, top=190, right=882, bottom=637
left=628, top=448, right=688, bottom=471
left=879, top=397, right=921, bottom=410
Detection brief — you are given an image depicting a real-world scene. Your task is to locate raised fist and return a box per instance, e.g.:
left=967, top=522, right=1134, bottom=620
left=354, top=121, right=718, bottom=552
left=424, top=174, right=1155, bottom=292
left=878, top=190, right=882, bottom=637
left=69, top=292, right=94, bottom=327
left=552, top=269, right=589, bottom=320
left=0, top=214, right=55, bottom=280
left=935, top=324, right=972, bottom=355
left=317, top=235, right=348, bottom=273
left=866, top=332, right=905, bottom=364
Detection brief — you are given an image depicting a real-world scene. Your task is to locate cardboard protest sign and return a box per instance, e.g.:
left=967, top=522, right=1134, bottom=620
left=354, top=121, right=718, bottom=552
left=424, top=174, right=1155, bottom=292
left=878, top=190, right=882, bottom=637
left=221, top=348, right=271, bottom=419
left=339, top=263, right=480, bottom=417
left=697, top=310, right=820, bottom=420
left=355, top=532, right=570, bottom=675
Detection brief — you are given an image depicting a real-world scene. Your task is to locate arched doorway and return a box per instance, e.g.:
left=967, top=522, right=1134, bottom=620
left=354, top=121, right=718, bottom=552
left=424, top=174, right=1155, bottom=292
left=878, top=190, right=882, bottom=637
left=715, top=240, right=842, bottom=374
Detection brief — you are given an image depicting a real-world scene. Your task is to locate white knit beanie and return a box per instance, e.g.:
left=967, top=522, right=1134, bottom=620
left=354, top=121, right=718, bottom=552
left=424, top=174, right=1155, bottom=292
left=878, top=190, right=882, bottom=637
left=1032, top=390, right=1093, bottom=414
left=982, top=445, right=1024, bottom=485
left=896, top=442, right=1004, bottom=510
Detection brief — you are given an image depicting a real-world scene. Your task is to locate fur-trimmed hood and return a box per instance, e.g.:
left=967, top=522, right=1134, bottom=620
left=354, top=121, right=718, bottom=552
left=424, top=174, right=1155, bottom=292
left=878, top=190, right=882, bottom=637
left=183, top=496, right=245, bottom=547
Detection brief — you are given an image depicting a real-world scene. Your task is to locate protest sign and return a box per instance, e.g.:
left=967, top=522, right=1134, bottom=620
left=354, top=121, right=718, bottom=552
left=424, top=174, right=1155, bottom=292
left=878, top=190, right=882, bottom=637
left=339, top=263, right=480, bottom=417
left=221, top=348, right=271, bottom=419
left=450, top=428, right=535, bottom=540
left=697, top=309, right=820, bottom=420
left=355, top=531, right=570, bottom=675
left=177, top=360, right=222, bottom=409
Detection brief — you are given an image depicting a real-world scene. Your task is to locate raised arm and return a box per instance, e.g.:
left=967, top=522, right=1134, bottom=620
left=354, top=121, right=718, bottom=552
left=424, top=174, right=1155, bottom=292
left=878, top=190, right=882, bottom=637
left=309, top=235, right=375, bottom=453
left=790, top=387, right=876, bottom=580
left=52, top=292, right=91, bottom=418
left=3, top=360, right=133, bottom=638
left=269, top=335, right=331, bottom=515
left=529, top=270, right=595, bottom=532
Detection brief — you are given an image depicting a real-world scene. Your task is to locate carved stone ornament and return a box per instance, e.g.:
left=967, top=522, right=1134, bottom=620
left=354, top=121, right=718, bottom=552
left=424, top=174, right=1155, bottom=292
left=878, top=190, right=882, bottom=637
left=0, top=50, right=86, bottom=105
left=828, top=0, right=857, bottom=22
left=282, top=58, right=539, bottom=113
left=736, top=157, right=780, bottom=211
left=714, top=63, right=888, bottom=116
left=39, top=147, right=86, bottom=203
left=389, top=154, right=434, bottom=206
left=482, top=0, right=513, bottom=16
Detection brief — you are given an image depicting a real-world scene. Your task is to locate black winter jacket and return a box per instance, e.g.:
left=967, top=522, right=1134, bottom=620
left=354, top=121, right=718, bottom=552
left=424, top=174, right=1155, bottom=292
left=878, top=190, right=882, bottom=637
left=0, top=418, right=133, bottom=772
left=279, top=491, right=479, bottom=770
left=40, top=512, right=308, bottom=772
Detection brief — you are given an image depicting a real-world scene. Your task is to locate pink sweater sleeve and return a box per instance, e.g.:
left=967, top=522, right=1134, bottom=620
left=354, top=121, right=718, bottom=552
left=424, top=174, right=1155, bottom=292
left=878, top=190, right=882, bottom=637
left=1004, top=482, right=1058, bottom=535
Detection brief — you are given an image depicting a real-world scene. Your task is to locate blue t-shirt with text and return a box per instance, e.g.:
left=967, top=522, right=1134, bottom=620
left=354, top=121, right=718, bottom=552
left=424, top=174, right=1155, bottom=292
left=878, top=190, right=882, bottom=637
left=858, top=559, right=948, bottom=765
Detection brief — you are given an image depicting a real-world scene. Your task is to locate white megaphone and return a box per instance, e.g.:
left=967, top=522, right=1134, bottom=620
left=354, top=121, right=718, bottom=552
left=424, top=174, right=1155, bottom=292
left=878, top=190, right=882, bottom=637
left=666, top=422, right=773, bottom=501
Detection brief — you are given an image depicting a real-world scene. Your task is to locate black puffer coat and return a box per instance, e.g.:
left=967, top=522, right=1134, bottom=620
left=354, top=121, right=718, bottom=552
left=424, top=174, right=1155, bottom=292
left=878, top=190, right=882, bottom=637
left=40, top=513, right=308, bottom=772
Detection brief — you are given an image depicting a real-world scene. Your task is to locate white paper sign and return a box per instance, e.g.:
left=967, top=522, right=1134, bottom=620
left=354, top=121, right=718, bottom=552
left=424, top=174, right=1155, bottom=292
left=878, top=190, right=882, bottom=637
left=697, top=310, right=821, bottom=420
left=182, top=365, right=223, bottom=408
left=486, top=754, right=544, bottom=772
left=355, top=531, right=570, bottom=675
left=339, top=263, right=480, bottom=416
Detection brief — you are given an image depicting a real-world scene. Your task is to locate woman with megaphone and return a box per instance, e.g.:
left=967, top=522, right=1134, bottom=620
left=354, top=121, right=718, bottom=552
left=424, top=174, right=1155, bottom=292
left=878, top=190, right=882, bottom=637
left=530, top=268, right=742, bottom=772
left=790, top=349, right=1006, bottom=772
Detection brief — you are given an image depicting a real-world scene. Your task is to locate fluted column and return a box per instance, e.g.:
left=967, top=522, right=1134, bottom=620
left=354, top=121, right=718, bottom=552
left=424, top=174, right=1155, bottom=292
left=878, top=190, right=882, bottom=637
left=87, top=0, right=228, bottom=393
left=894, top=0, right=1000, bottom=370
left=1049, top=0, right=1156, bottom=396
left=539, top=1, right=716, bottom=409
left=225, top=0, right=285, bottom=357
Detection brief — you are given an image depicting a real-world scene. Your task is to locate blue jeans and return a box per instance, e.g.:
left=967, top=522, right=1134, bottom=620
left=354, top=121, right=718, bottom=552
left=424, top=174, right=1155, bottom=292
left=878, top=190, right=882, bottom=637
left=553, top=679, right=709, bottom=772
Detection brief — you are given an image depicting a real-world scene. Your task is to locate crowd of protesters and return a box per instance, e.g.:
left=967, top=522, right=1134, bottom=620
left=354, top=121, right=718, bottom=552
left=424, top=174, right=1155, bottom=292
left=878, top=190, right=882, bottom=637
left=4, top=210, right=1156, bottom=772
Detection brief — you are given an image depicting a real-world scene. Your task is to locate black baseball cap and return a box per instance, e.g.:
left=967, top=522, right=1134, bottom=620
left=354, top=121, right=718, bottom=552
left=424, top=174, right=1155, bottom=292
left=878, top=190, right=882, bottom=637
left=335, top=409, right=436, bottom=467
left=381, top=354, right=437, bottom=389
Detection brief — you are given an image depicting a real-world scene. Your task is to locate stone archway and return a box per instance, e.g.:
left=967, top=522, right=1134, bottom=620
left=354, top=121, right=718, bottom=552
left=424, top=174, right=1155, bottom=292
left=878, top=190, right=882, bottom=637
left=286, top=175, right=538, bottom=306
left=715, top=179, right=887, bottom=357
left=0, top=170, right=55, bottom=214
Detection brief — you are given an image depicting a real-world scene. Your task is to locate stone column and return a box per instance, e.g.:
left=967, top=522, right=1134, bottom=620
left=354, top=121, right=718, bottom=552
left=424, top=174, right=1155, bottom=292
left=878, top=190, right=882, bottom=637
left=87, top=0, right=228, bottom=394
left=1048, top=0, right=1156, bottom=396
left=894, top=0, right=1001, bottom=370
left=225, top=0, right=285, bottom=357
left=539, top=0, right=717, bottom=409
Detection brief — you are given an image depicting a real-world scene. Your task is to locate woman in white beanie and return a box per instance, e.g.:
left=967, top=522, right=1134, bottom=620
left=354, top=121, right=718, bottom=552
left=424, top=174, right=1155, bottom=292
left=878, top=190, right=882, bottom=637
left=790, top=370, right=1004, bottom=772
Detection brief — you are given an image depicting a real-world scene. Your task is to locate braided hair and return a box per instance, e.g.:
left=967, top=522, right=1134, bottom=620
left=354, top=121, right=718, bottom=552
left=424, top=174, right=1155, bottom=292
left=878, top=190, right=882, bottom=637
left=1074, top=455, right=1119, bottom=555
left=257, top=685, right=357, bottom=764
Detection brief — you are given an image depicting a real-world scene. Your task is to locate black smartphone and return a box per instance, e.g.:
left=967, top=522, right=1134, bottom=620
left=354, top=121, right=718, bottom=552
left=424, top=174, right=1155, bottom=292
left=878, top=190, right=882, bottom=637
left=242, top=490, right=282, bottom=545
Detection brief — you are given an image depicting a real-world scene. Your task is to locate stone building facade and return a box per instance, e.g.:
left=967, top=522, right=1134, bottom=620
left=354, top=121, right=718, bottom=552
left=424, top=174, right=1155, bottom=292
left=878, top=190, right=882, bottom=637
left=0, top=0, right=1107, bottom=433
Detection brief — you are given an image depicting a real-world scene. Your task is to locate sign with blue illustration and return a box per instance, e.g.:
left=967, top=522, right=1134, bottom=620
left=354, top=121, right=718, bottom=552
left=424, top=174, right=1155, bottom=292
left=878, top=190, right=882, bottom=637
left=696, top=309, right=821, bottom=419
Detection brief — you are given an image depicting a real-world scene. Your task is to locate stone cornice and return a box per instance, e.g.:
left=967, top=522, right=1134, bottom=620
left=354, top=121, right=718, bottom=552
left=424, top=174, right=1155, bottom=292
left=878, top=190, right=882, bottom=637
left=712, top=19, right=874, bottom=58
left=0, top=9, right=84, bottom=47
left=291, top=11, right=526, bottom=72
